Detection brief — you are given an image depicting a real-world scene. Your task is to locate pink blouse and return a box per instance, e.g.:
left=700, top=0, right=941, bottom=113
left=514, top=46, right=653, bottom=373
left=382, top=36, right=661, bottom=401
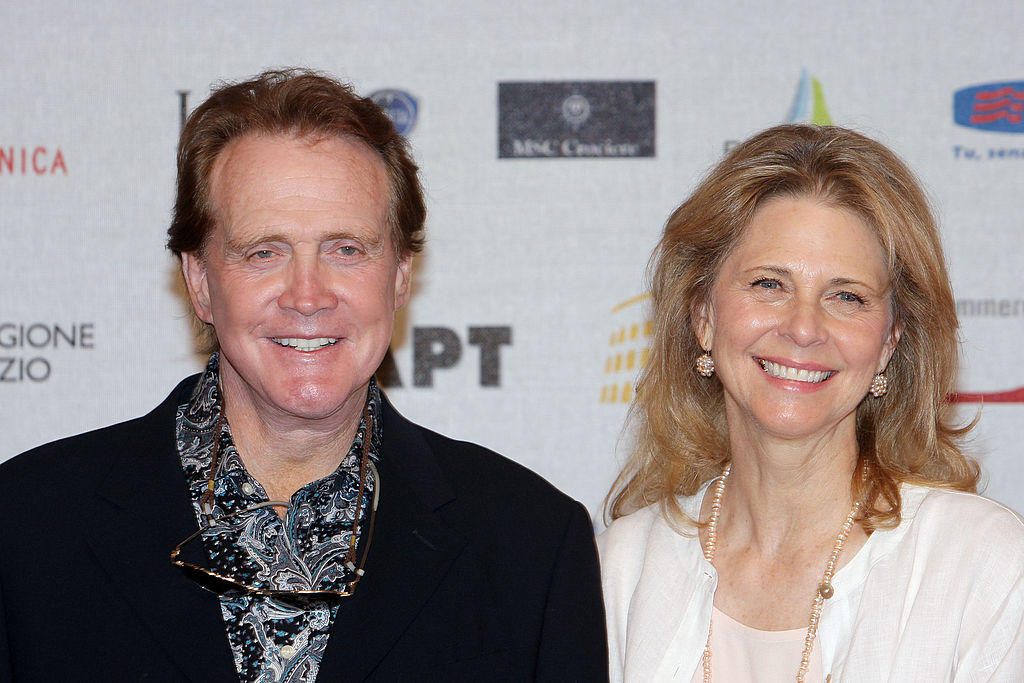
left=689, top=607, right=825, bottom=682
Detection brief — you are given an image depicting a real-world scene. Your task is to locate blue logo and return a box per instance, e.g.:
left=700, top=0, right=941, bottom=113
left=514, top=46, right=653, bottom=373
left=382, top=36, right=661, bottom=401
left=369, top=89, right=418, bottom=136
left=954, top=82, right=1024, bottom=133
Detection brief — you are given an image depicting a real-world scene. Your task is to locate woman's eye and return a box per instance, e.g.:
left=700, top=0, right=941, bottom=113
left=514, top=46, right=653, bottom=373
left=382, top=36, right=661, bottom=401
left=751, top=278, right=781, bottom=290
left=837, top=291, right=865, bottom=304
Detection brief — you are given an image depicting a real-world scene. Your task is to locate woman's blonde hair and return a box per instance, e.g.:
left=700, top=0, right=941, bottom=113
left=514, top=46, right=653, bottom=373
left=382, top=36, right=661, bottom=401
left=607, top=124, right=979, bottom=530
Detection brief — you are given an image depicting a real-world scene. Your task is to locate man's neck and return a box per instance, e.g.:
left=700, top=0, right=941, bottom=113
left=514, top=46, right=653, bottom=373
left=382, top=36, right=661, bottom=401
left=223, top=397, right=364, bottom=502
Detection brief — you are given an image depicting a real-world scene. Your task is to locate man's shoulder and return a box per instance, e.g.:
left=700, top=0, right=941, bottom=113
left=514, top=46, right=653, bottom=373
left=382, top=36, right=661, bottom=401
left=0, top=374, right=200, bottom=492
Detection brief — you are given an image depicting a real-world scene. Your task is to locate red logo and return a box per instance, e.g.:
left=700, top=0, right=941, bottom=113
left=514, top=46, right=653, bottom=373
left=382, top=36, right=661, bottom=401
left=951, top=387, right=1024, bottom=403
left=971, top=86, right=1024, bottom=125
left=0, top=147, right=68, bottom=175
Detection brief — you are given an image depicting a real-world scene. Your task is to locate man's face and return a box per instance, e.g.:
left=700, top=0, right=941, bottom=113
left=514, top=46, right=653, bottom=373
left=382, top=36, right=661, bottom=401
left=181, top=133, right=410, bottom=430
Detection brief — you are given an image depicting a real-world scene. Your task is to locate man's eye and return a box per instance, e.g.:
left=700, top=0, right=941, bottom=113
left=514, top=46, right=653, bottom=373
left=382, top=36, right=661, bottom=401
left=751, top=278, right=781, bottom=289
left=337, top=246, right=359, bottom=256
left=252, top=250, right=274, bottom=259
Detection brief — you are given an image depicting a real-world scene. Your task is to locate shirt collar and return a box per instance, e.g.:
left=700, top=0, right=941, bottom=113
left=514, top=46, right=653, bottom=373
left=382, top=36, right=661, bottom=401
left=179, top=353, right=382, bottom=506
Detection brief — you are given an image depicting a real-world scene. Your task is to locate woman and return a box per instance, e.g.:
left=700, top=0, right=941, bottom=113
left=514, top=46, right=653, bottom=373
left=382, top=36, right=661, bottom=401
left=599, top=124, right=1024, bottom=681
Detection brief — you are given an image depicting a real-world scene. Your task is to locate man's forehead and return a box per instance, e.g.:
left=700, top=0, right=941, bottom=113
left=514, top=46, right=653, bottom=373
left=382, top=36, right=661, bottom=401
left=210, top=132, right=387, bottom=190
left=204, top=132, right=392, bottom=242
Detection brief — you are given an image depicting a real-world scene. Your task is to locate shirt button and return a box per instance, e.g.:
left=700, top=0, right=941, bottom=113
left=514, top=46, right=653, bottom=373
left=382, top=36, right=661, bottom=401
left=241, top=482, right=255, bottom=496
left=280, top=645, right=296, bottom=659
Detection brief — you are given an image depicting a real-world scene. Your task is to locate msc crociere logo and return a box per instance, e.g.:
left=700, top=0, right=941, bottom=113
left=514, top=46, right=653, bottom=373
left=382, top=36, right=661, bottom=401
left=499, top=81, right=655, bottom=159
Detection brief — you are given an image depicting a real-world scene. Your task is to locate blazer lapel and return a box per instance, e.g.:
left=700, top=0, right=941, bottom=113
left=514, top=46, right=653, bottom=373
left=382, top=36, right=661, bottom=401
left=317, top=397, right=467, bottom=681
left=84, top=381, right=237, bottom=682
left=625, top=494, right=715, bottom=682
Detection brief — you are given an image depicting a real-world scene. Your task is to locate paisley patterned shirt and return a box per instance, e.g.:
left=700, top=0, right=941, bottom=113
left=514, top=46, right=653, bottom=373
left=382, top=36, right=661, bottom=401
left=174, top=354, right=379, bottom=683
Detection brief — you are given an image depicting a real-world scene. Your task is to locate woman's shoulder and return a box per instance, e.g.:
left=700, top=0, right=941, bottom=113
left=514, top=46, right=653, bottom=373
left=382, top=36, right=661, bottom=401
left=897, top=484, right=1024, bottom=566
left=599, top=487, right=706, bottom=544
left=903, top=484, right=1023, bottom=531
left=597, top=491, right=707, bottom=575
left=597, top=502, right=665, bottom=555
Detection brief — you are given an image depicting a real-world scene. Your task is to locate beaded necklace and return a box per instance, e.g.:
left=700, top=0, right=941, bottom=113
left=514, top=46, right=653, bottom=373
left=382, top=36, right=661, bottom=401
left=701, top=464, right=863, bottom=682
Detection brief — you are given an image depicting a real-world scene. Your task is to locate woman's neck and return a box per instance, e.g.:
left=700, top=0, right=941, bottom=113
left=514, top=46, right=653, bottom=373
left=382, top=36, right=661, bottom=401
left=700, top=429, right=870, bottom=630
left=717, top=415, right=862, bottom=546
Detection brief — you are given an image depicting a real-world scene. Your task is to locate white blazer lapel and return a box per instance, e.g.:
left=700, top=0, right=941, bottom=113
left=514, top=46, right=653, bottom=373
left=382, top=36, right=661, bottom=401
left=625, top=505, right=714, bottom=682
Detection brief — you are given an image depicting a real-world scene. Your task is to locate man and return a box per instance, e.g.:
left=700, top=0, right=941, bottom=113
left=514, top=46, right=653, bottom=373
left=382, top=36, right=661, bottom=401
left=0, top=69, right=607, bottom=682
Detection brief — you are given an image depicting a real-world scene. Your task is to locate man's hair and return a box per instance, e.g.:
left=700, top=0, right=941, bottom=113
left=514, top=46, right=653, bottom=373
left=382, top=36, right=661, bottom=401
left=607, top=124, right=979, bottom=531
left=167, top=68, right=425, bottom=351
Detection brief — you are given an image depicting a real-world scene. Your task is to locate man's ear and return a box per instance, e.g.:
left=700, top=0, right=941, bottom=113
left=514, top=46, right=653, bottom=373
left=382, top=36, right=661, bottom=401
left=181, top=252, right=214, bottom=324
left=393, top=253, right=412, bottom=311
left=693, top=300, right=715, bottom=351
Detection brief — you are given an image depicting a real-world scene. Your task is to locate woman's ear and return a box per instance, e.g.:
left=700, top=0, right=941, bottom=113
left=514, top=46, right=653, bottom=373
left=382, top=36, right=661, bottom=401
left=693, top=300, right=715, bottom=351
left=879, top=322, right=902, bottom=372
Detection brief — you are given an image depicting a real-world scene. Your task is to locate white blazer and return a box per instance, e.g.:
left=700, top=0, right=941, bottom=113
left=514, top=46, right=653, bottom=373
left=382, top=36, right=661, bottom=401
left=598, top=482, right=1024, bottom=682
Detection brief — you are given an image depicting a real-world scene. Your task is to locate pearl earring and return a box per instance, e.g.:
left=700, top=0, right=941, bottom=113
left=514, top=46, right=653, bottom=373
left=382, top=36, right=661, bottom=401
left=869, top=372, right=888, bottom=398
left=696, top=351, right=715, bottom=377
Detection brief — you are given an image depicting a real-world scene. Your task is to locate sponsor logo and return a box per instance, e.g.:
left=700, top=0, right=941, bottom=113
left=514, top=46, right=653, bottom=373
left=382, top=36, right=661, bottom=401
left=0, top=147, right=67, bottom=175
left=951, top=387, right=1024, bottom=403
left=369, top=89, right=419, bottom=137
left=954, top=81, right=1024, bottom=133
left=951, top=298, right=1024, bottom=403
left=378, top=325, right=512, bottom=388
left=787, top=68, right=833, bottom=126
left=561, top=93, right=592, bottom=128
left=0, top=322, right=95, bottom=383
left=177, top=90, right=191, bottom=131
left=600, top=295, right=651, bottom=404
left=498, top=81, right=655, bottom=159
left=724, top=69, right=832, bottom=153
left=952, top=81, right=1024, bottom=161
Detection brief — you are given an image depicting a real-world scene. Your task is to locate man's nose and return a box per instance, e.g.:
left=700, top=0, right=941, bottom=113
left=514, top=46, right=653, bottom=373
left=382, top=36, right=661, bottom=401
left=277, top=259, right=339, bottom=315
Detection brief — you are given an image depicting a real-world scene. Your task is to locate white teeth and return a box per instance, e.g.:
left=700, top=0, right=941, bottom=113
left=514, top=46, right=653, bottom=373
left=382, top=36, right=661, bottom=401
left=271, top=337, right=339, bottom=352
left=759, top=360, right=834, bottom=383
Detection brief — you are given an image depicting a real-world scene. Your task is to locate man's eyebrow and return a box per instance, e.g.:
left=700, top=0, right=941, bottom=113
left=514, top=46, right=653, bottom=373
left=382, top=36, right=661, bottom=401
left=223, top=232, right=290, bottom=255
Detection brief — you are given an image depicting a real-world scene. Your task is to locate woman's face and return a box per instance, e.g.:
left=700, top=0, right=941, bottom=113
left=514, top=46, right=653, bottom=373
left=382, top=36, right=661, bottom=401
left=696, top=196, right=899, bottom=444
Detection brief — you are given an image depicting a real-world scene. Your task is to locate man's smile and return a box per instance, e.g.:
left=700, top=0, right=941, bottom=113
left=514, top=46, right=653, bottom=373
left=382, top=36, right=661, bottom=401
left=270, top=337, right=340, bottom=352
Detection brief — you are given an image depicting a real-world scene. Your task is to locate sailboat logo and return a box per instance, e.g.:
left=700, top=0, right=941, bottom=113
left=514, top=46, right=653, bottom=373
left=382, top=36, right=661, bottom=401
left=787, top=69, right=833, bottom=125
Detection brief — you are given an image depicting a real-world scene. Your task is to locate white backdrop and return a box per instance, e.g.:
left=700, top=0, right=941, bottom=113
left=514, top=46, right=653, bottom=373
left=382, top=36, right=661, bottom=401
left=2, top=1, right=1022, bottom=519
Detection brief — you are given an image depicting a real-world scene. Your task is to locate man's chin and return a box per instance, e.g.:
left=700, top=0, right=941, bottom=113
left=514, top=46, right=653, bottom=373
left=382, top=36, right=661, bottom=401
left=274, top=383, right=369, bottom=422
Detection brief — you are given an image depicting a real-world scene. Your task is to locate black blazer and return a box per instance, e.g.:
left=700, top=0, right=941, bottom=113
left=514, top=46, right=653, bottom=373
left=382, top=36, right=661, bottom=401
left=0, top=376, right=608, bottom=682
